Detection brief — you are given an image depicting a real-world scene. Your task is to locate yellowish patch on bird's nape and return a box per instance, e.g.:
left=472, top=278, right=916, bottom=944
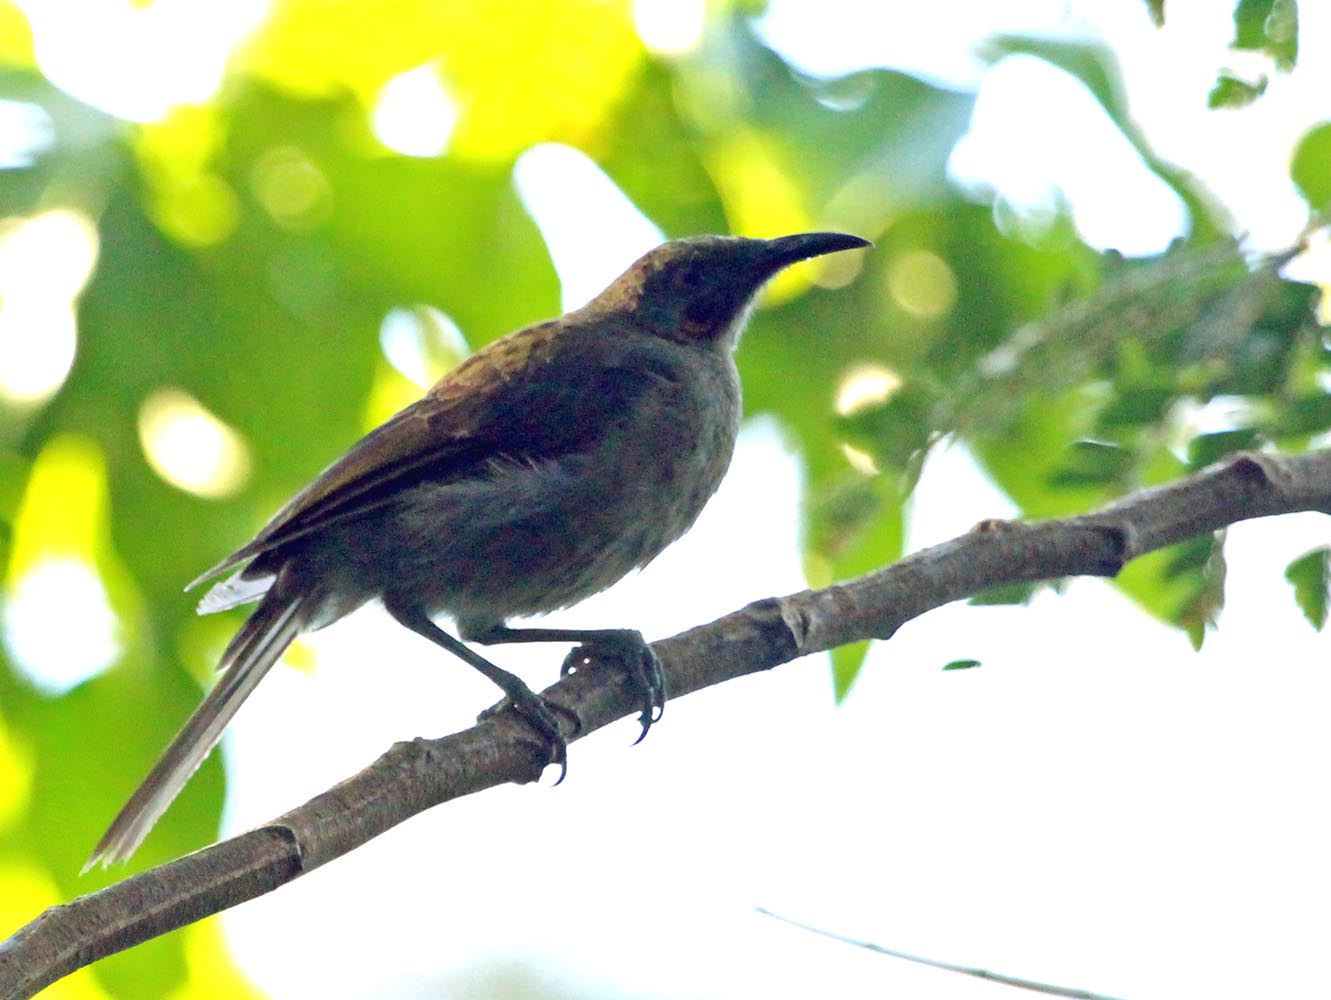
left=589, top=258, right=650, bottom=313
left=431, top=320, right=562, bottom=404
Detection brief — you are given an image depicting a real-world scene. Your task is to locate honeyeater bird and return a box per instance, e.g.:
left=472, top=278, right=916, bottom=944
left=87, top=231, right=871, bottom=869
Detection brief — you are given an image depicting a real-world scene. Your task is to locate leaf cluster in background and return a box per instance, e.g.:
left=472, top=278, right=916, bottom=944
left=1149, top=0, right=1300, bottom=108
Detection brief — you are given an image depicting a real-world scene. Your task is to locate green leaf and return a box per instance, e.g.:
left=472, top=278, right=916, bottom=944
left=1117, top=533, right=1225, bottom=640
left=1234, top=0, right=1277, bottom=49
left=1232, top=0, right=1298, bottom=70
left=596, top=60, right=728, bottom=237
left=1187, top=428, right=1261, bottom=469
left=1208, top=72, right=1267, bottom=109
left=838, top=384, right=936, bottom=473
left=1285, top=547, right=1329, bottom=630
left=974, top=386, right=1109, bottom=520
left=1273, top=393, right=1331, bottom=438
left=1163, top=534, right=1215, bottom=579
left=1097, top=384, right=1178, bottom=428
left=1291, top=122, right=1331, bottom=214
left=803, top=473, right=905, bottom=592
left=969, top=582, right=1039, bottom=606
left=1048, top=440, right=1133, bottom=489
left=831, top=640, right=870, bottom=700
left=942, top=658, right=981, bottom=671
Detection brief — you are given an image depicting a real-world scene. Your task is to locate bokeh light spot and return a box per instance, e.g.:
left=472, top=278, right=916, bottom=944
left=4, top=557, right=120, bottom=694
left=372, top=63, right=458, bottom=158
left=4, top=434, right=125, bottom=695
left=835, top=362, right=903, bottom=416
left=948, top=53, right=1188, bottom=255
left=19, top=0, right=267, bottom=122
left=0, top=209, right=99, bottom=405
left=836, top=363, right=903, bottom=474
left=156, top=171, right=239, bottom=247
left=138, top=389, right=251, bottom=498
left=634, top=0, right=705, bottom=55
left=0, top=298, right=78, bottom=405
left=251, top=146, right=332, bottom=230
left=379, top=305, right=469, bottom=389
left=886, top=249, right=957, bottom=319
left=0, top=99, right=53, bottom=168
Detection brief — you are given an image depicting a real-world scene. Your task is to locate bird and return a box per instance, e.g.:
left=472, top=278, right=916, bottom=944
left=86, top=230, right=871, bottom=869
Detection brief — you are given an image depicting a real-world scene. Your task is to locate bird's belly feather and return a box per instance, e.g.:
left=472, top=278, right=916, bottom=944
left=318, top=358, right=742, bottom=634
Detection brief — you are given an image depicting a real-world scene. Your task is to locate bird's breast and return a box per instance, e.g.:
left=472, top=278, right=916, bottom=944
left=381, top=347, right=741, bottom=629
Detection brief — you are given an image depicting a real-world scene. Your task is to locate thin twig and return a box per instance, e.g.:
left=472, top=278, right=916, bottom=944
left=757, top=908, right=1130, bottom=1000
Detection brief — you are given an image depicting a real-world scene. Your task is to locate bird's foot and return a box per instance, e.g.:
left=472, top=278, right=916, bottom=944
left=479, top=688, right=573, bottom=784
left=560, top=629, right=666, bottom=743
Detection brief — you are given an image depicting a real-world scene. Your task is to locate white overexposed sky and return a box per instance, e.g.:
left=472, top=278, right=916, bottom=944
left=4, top=1, right=1330, bottom=998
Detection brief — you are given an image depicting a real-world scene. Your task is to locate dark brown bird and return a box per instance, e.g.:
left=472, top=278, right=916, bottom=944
left=86, top=231, right=870, bottom=869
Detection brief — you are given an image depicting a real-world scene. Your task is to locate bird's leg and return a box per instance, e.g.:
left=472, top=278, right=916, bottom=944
left=471, top=626, right=665, bottom=743
left=385, top=605, right=569, bottom=782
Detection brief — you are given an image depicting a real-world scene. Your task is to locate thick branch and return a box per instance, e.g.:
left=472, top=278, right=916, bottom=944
left=3, top=448, right=1328, bottom=999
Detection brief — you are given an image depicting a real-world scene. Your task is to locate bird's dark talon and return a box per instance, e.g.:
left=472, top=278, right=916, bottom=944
left=480, top=690, right=573, bottom=783
left=562, top=630, right=666, bottom=744
left=560, top=647, right=588, bottom=677
left=514, top=694, right=569, bottom=783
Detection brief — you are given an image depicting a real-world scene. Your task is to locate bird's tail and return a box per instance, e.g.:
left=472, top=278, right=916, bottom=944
left=84, top=590, right=307, bottom=871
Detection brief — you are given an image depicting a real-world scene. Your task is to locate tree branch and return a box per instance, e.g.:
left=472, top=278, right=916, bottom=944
left=3, top=448, right=1328, bottom=999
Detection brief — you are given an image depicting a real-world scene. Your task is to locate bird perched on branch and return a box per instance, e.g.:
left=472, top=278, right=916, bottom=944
left=87, top=230, right=871, bottom=869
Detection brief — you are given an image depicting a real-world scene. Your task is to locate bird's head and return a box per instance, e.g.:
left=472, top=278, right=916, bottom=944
left=591, top=232, right=871, bottom=349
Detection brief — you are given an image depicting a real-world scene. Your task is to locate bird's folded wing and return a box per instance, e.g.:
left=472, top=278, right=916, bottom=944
left=188, top=319, right=669, bottom=589
left=185, top=398, right=480, bottom=589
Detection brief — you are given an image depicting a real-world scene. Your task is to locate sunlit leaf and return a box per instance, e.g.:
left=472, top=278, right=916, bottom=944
left=240, top=0, right=643, bottom=160
left=831, top=640, right=870, bottom=700
left=1231, top=0, right=1298, bottom=69
left=942, top=658, right=981, bottom=671
left=0, top=1, right=34, bottom=66
left=1207, top=72, right=1267, bottom=109
left=1285, top=547, right=1329, bottom=631
left=1291, top=122, right=1331, bottom=214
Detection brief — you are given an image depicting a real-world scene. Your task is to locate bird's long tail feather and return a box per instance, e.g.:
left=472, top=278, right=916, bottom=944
left=84, top=591, right=306, bottom=871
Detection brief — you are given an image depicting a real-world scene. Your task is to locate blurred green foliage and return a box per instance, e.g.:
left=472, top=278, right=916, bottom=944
left=1151, top=0, right=1301, bottom=108
left=0, top=1, right=1327, bottom=996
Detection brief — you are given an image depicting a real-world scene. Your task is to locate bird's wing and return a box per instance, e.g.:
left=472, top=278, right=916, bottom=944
left=187, top=400, right=479, bottom=588
left=189, top=317, right=670, bottom=589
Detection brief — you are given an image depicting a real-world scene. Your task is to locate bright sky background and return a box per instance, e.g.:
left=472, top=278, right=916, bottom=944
left=5, top=1, right=1331, bottom=998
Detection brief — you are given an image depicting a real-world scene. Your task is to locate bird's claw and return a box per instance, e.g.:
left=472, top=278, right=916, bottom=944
left=479, top=691, right=573, bottom=784
left=560, top=630, right=666, bottom=742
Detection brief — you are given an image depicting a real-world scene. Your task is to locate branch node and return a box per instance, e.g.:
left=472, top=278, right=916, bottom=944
left=1091, top=523, right=1131, bottom=574
left=1228, top=451, right=1274, bottom=486
left=772, top=595, right=813, bottom=655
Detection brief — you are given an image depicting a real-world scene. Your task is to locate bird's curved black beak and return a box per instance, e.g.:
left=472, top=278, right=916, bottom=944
left=762, top=231, right=872, bottom=268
